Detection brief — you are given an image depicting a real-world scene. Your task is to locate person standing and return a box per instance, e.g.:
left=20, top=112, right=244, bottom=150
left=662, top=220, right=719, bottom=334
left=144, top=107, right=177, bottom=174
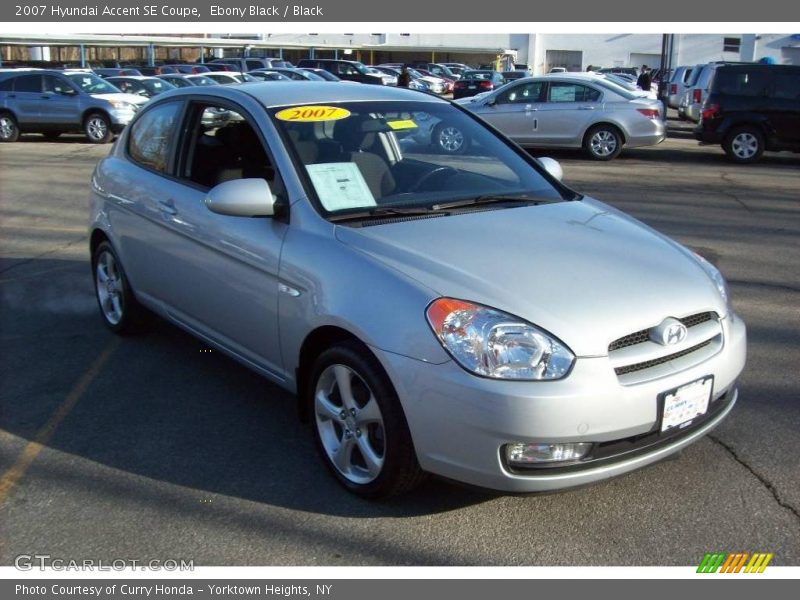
left=637, top=65, right=652, bottom=91
left=397, top=65, right=412, bottom=88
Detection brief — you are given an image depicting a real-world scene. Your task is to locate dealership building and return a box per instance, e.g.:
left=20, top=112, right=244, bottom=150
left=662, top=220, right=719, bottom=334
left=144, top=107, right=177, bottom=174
left=1, top=32, right=798, bottom=72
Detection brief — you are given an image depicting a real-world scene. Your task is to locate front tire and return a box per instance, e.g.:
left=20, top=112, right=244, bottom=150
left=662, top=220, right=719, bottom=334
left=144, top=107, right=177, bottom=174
left=84, top=113, right=113, bottom=144
left=308, top=342, right=425, bottom=499
left=723, top=126, right=764, bottom=164
left=91, top=241, right=143, bottom=334
left=584, top=124, right=623, bottom=160
left=0, top=113, right=19, bottom=142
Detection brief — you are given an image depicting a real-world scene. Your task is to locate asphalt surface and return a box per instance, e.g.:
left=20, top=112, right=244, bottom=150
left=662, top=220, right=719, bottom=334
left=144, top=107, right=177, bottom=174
left=1, top=117, right=799, bottom=566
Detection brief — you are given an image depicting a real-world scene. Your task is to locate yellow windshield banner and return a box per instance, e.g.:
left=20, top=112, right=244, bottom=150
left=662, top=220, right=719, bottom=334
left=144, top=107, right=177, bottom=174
left=274, top=106, right=351, bottom=122
left=386, top=120, right=418, bottom=130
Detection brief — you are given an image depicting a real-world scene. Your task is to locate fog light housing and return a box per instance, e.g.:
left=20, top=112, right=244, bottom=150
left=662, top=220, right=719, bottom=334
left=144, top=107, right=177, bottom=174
left=505, top=442, right=592, bottom=465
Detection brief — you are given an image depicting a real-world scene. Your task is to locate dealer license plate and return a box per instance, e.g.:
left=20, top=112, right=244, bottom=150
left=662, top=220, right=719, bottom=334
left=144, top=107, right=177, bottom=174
left=661, top=377, right=713, bottom=432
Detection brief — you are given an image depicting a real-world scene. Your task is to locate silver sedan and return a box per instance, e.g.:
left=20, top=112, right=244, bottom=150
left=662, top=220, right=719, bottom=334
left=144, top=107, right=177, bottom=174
left=454, top=74, right=666, bottom=160
left=89, top=82, right=745, bottom=498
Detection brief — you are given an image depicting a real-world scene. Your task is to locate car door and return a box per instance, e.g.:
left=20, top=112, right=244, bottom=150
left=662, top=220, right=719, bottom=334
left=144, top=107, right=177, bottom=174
left=41, top=75, right=81, bottom=126
left=535, top=81, right=603, bottom=146
left=477, top=80, right=545, bottom=143
left=9, top=74, right=44, bottom=126
left=145, top=99, right=289, bottom=377
left=768, top=71, right=800, bottom=145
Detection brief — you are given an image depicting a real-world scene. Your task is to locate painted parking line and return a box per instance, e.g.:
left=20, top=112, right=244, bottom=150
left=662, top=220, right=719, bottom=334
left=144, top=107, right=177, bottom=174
left=0, top=338, right=120, bottom=504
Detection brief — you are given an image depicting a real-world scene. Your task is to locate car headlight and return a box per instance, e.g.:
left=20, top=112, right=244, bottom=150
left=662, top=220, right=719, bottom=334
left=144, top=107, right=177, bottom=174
left=426, top=298, right=574, bottom=380
left=109, top=100, right=136, bottom=110
left=693, top=252, right=732, bottom=315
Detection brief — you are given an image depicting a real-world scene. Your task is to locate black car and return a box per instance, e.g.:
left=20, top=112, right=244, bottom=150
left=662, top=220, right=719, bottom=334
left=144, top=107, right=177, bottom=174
left=694, top=64, right=800, bottom=163
left=296, top=59, right=387, bottom=85
left=452, top=70, right=506, bottom=99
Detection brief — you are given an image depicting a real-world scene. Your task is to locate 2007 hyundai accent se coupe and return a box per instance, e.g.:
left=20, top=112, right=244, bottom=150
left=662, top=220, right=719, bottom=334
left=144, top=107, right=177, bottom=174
left=89, top=82, right=746, bottom=498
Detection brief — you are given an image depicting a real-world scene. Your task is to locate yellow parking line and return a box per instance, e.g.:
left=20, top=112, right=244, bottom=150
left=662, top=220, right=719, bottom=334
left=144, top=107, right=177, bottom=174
left=0, top=224, right=87, bottom=234
left=0, top=338, right=119, bottom=504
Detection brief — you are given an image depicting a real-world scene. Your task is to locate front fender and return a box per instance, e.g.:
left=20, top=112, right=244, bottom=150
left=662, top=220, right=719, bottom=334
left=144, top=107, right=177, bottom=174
left=277, top=225, right=451, bottom=388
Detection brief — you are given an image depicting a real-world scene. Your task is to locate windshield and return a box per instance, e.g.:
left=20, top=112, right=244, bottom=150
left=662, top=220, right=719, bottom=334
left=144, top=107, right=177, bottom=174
left=142, top=79, right=176, bottom=95
left=187, top=75, right=217, bottom=86
left=352, top=62, right=369, bottom=75
left=66, top=73, right=120, bottom=94
left=270, top=101, right=565, bottom=218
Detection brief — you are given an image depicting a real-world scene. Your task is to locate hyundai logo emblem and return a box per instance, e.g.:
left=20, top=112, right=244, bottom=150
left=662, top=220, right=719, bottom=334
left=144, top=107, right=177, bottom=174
left=650, top=318, right=688, bottom=346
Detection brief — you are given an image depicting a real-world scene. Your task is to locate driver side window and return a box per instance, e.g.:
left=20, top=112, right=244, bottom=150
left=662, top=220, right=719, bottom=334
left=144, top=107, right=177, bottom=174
left=178, top=103, right=286, bottom=203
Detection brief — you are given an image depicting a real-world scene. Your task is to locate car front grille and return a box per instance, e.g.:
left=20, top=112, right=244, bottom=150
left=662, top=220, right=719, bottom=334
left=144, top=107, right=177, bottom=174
left=609, top=311, right=715, bottom=352
left=608, top=311, right=722, bottom=385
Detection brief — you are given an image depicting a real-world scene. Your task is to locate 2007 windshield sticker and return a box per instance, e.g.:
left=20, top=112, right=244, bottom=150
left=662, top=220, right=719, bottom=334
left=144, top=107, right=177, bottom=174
left=275, top=106, right=351, bottom=122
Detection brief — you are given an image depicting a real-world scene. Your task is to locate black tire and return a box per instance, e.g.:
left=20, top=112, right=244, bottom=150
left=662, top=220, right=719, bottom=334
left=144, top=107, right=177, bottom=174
left=42, top=131, right=62, bottom=140
left=307, top=341, right=425, bottom=499
left=583, top=124, right=624, bottom=160
left=432, top=122, right=470, bottom=155
left=91, top=241, right=144, bottom=334
left=722, top=126, right=764, bottom=164
left=0, top=112, right=20, bottom=143
left=84, top=112, right=113, bottom=144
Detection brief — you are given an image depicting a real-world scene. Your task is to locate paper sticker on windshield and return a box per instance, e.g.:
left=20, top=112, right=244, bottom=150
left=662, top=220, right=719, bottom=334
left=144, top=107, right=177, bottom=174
left=306, top=163, right=376, bottom=212
left=275, top=106, right=350, bottom=123
left=386, top=119, right=418, bottom=130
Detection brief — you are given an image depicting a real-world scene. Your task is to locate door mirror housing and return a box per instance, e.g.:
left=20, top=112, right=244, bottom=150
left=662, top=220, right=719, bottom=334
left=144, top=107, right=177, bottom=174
left=538, top=157, right=563, bottom=181
left=485, top=96, right=496, bottom=106
left=205, top=178, right=275, bottom=217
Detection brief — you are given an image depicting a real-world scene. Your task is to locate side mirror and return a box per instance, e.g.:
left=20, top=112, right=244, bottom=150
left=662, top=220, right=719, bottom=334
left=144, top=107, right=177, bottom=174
left=205, top=178, right=275, bottom=217
left=485, top=96, right=496, bottom=106
left=538, top=157, right=563, bottom=181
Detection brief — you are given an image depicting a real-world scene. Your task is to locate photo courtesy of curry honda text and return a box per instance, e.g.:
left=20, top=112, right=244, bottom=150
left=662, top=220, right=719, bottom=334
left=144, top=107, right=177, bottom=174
left=89, top=82, right=746, bottom=498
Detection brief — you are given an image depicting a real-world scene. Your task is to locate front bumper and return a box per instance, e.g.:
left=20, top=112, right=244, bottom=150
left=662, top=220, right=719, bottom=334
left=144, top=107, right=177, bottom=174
left=375, top=313, right=746, bottom=492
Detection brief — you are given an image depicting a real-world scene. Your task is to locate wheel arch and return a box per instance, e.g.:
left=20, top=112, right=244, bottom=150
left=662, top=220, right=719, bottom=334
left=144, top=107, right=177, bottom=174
left=295, top=325, right=378, bottom=422
left=583, top=120, right=627, bottom=145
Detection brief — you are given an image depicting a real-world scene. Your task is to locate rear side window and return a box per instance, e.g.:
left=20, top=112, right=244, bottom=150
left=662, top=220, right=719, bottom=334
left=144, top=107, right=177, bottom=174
left=774, top=73, right=800, bottom=100
left=0, top=78, right=13, bottom=92
left=13, top=75, right=42, bottom=93
left=128, top=101, right=182, bottom=173
left=548, top=82, right=601, bottom=103
left=246, top=59, right=263, bottom=71
left=716, top=70, right=770, bottom=97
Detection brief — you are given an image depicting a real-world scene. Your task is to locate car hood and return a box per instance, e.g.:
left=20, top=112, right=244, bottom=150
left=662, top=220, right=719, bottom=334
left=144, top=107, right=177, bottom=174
left=92, top=92, right=149, bottom=105
left=335, top=199, right=725, bottom=357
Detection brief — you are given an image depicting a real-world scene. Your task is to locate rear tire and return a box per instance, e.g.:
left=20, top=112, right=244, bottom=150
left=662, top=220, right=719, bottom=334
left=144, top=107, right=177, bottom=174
left=723, top=126, right=764, bottom=164
left=84, top=113, right=113, bottom=144
left=0, top=113, right=19, bottom=142
left=308, top=342, right=425, bottom=499
left=584, top=124, right=623, bottom=160
left=91, top=241, right=144, bottom=334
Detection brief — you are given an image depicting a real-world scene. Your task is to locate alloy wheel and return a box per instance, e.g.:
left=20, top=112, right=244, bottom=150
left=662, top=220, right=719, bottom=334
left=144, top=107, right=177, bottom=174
left=0, top=116, right=17, bottom=140
left=86, top=117, right=108, bottom=141
left=590, top=130, right=618, bottom=157
left=437, top=126, right=465, bottom=153
left=95, top=250, right=124, bottom=325
left=314, top=364, right=386, bottom=485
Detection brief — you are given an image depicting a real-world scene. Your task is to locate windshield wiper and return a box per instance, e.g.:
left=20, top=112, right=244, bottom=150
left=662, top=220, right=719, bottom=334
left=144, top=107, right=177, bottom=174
left=329, top=206, right=441, bottom=223
left=430, top=194, right=553, bottom=211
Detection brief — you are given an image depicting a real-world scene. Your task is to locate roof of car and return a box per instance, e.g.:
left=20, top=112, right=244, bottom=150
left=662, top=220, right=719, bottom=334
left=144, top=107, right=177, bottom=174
left=107, top=75, right=161, bottom=81
left=157, top=81, right=445, bottom=108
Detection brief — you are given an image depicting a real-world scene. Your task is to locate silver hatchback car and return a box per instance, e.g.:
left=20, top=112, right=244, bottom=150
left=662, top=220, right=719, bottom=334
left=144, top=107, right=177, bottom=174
left=90, top=82, right=746, bottom=498
left=454, top=74, right=666, bottom=160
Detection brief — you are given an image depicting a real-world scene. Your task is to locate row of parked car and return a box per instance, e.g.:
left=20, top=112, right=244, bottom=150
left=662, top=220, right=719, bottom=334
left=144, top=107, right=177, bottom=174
left=666, top=62, right=800, bottom=162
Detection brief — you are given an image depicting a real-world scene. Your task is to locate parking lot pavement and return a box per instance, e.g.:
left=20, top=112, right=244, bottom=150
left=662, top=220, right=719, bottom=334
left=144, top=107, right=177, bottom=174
left=1, top=129, right=799, bottom=566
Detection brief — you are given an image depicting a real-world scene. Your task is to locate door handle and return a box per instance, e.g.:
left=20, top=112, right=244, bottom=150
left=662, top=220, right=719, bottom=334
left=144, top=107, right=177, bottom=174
left=578, top=106, right=595, bottom=110
left=40, top=95, right=51, bottom=100
left=157, top=199, right=177, bottom=215
left=525, top=105, right=538, bottom=112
